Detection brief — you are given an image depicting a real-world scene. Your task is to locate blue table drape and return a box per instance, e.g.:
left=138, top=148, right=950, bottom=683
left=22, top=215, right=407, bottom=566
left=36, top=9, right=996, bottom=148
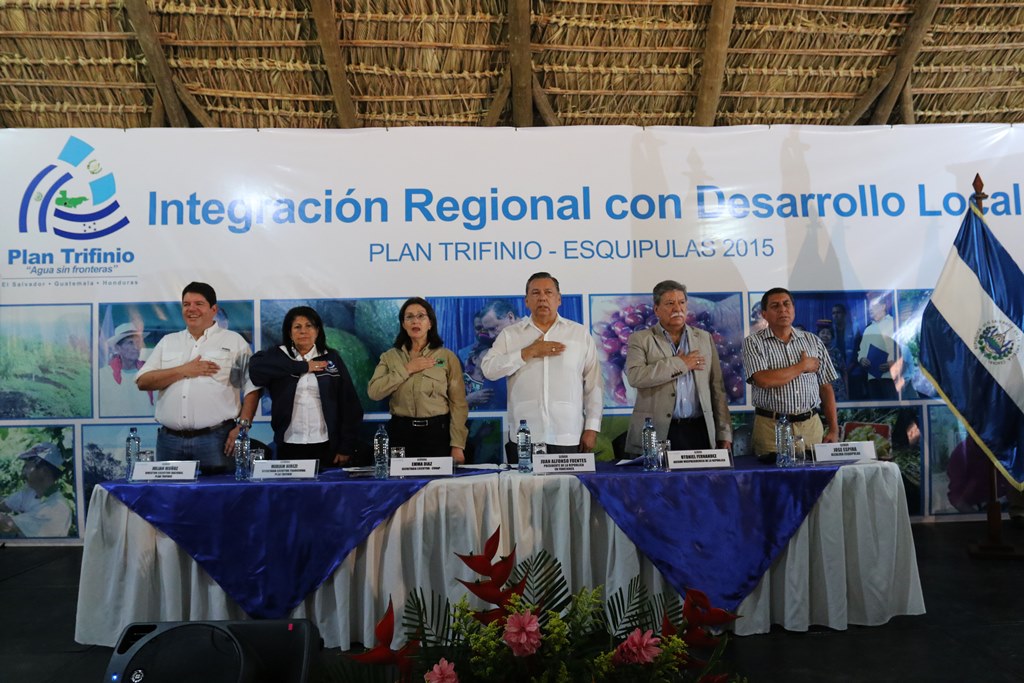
left=576, top=460, right=841, bottom=612
left=102, top=469, right=435, bottom=618
left=102, top=462, right=839, bottom=621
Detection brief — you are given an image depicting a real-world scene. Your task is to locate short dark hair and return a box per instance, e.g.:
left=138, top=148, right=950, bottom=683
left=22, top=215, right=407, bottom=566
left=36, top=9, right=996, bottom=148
left=760, top=287, right=793, bottom=311
left=525, top=272, right=560, bottom=295
left=182, top=281, right=217, bottom=307
left=652, top=280, right=687, bottom=306
left=480, top=299, right=515, bottom=319
left=394, top=297, right=444, bottom=351
left=282, top=306, right=328, bottom=356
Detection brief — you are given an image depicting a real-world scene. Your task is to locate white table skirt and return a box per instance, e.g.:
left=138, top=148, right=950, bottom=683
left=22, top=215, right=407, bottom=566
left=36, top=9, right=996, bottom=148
left=75, top=462, right=925, bottom=648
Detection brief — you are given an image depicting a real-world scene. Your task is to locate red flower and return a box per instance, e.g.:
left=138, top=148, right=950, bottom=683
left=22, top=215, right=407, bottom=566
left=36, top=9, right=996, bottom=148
left=347, top=599, right=419, bottom=680
left=683, top=589, right=737, bottom=628
left=612, top=628, right=662, bottom=665
left=503, top=610, right=542, bottom=656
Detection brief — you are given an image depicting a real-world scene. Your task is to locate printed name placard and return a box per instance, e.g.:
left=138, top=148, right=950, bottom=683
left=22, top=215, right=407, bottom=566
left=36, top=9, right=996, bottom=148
left=251, top=459, right=319, bottom=480
left=667, top=449, right=732, bottom=470
left=130, top=461, right=198, bottom=481
left=813, top=441, right=877, bottom=464
left=391, top=457, right=454, bottom=477
left=532, top=453, right=596, bottom=474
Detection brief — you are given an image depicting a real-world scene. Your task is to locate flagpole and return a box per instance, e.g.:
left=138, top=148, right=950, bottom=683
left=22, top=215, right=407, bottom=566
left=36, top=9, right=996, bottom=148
left=966, top=174, right=1024, bottom=560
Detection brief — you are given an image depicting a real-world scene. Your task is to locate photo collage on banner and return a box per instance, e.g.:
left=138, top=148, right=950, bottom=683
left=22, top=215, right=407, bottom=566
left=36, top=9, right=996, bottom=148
left=0, top=425, right=77, bottom=539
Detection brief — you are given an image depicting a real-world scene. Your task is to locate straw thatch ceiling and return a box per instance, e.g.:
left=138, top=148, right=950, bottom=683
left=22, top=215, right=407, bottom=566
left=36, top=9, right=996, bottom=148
left=2, top=0, right=1023, bottom=129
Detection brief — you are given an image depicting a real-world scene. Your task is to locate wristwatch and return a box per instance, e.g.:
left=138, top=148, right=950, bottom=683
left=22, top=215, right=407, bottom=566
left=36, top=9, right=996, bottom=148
left=235, top=417, right=252, bottom=428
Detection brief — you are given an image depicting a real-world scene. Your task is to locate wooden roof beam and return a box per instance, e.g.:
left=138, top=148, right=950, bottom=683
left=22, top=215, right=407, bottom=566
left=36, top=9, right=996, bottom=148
left=694, top=0, right=737, bottom=126
left=481, top=67, right=511, bottom=127
left=509, top=0, right=533, bottom=127
left=900, top=73, right=915, bottom=124
left=310, top=0, right=359, bottom=128
left=533, top=73, right=561, bottom=126
left=842, top=63, right=895, bottom=125
left=174, top=81, right=214, bottom=127
left=124, top=0, right=188, bottom=127
left=869, top=0, right=940, bottom=125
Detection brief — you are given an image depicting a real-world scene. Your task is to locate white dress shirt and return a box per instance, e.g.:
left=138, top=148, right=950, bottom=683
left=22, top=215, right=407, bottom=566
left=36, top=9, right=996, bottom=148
left=137, top=323, right=257, bottom=430
left=282, top=345, right=329, bottom=444
left=481, top=314, right=603, bottom=446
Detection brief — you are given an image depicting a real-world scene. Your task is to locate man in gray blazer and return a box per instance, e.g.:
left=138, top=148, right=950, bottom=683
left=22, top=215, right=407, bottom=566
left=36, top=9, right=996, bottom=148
left=624, top=280, right=732, bottom=454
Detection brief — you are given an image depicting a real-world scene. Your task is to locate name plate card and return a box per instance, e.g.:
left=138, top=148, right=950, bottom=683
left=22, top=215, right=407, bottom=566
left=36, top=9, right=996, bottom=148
left=391, top=457, right=454, bottom=477
left=130, top=461, right=198, bottom=481
left=667, top=449, right=732, bottom=470
left=813, top=441, right=877, bottom=464
left=532, top=453, right=596, bottom=474
left=252, top=459, right=319, bottom=480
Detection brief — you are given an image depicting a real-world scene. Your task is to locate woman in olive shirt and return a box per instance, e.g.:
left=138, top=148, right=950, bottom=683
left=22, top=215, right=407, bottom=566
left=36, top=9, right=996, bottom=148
left=368, top=297, right=469, bottom=463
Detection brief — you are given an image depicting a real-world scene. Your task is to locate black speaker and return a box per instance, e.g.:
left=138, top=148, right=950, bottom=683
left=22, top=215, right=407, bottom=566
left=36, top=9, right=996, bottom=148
left=104, top=619, right=322, bottom=683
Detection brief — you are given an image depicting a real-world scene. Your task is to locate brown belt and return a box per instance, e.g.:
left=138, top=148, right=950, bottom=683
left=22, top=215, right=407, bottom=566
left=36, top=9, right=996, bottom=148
left=754, top=407, right=816, bottom=423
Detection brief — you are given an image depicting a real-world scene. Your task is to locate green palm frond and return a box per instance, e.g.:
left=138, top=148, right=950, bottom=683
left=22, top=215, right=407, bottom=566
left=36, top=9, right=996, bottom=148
left=401, top=588, right=453, bottom=648
left=607, top=576, right=679, bottom=637
left=510, top=549, right=571, bottom=624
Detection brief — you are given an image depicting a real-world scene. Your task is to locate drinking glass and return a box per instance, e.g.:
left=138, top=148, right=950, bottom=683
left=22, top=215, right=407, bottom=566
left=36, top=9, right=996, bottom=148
left=658, top=440, right=672, bottom=471
left=791, top=436, right=808, bottom=467
left=136, top=450, right=155, bottom=463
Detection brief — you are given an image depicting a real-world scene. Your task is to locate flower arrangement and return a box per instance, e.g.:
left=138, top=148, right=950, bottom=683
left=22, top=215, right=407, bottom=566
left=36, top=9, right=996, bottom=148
left=324, top=527, right=744, bottom=683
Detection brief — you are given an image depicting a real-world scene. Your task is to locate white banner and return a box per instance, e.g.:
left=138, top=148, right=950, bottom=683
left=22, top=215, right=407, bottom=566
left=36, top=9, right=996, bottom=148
left=2, top=124, right=1022, bottom=537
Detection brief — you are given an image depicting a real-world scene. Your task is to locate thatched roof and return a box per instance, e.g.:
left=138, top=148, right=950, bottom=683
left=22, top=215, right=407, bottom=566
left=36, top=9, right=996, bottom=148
left=1, top=0, right=1022, bottom=129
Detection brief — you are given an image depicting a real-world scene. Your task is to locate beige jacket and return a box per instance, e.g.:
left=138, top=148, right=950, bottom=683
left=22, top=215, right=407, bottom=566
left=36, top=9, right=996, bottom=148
left=623, top=324, right=731, bottom=454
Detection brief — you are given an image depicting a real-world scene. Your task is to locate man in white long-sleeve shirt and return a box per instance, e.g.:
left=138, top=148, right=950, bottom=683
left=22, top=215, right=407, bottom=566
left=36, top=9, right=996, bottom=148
left=481, top=272, right=603, bottom=461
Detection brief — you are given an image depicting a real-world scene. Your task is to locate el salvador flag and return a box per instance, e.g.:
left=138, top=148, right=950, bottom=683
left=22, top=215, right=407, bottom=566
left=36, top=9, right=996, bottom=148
left=919, top=201, right=1024, bottom=491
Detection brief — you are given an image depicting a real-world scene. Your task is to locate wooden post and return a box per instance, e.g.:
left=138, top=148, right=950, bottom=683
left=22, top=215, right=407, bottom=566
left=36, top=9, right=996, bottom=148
left=509, top=0, right=533, bottom=127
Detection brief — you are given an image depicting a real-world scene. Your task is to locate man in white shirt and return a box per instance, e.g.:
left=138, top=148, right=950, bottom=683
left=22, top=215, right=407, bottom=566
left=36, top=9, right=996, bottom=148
left=481, top=272, right=603, bottom=460
left=857, top=294, right=898, bottom=400
left=137, top=282, right=259, bottom=473
left=0, top=443, right=72, bottom=538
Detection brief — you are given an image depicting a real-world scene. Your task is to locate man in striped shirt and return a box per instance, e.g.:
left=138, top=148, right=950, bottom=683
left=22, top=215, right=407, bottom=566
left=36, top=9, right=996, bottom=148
left=742, top=288, right=840, bottom=460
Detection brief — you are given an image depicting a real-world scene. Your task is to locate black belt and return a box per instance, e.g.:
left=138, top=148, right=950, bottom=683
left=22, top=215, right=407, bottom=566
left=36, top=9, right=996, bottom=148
left=391, top=414, right=449, bottom=428
left=161, top=419, right=234, bottom=438
left=670, top=417, right=704, bottom=425
left=755, top=407, right=816, bottom=423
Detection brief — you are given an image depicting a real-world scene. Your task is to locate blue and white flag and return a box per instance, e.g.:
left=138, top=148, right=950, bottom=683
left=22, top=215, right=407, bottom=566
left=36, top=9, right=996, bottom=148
left=920, top=202, right=1024, bottom=491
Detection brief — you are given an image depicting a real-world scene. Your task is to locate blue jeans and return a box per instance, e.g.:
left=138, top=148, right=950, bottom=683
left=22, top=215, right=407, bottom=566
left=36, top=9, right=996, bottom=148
left=157, top=424, right=234, bottom=474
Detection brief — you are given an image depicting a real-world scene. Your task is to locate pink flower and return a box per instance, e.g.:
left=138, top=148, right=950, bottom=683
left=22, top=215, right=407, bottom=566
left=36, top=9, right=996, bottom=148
left=424, top=657, right=458, bottom=683
left=612, top=628, right=661, bottom=665
left=503, top=611, right=542, bottom=657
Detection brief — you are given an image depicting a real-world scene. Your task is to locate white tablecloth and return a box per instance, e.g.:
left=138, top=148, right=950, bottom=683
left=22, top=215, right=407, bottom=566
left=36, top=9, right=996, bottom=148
left=75, top=461, right=924, bottom=647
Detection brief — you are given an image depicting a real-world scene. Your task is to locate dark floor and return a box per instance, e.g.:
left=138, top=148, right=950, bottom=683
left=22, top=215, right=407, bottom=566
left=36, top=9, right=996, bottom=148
left=3, top=520, right=1024, bottom=683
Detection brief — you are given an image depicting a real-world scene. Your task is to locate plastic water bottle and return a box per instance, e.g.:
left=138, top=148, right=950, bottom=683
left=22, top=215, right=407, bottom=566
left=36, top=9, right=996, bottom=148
left=234, top=426, right=251, bottom=481
left=641, top=417, right=659, bottom=471
left=516, top=420, right=533, bottom=473
left=373, top=425, right=390, bottom=479
left=775, top=415, right=793, bottom=468
left=125, top=427, right=141, bottom=479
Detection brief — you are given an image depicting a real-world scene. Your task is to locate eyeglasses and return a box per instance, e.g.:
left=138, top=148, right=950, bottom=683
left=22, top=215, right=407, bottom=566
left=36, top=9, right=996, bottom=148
left=403, top=313, right=428, bottom=322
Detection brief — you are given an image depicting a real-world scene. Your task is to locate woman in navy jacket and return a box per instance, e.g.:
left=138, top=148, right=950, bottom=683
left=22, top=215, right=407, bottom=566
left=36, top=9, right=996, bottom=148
left=249, top=306, right=363, bottom=470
